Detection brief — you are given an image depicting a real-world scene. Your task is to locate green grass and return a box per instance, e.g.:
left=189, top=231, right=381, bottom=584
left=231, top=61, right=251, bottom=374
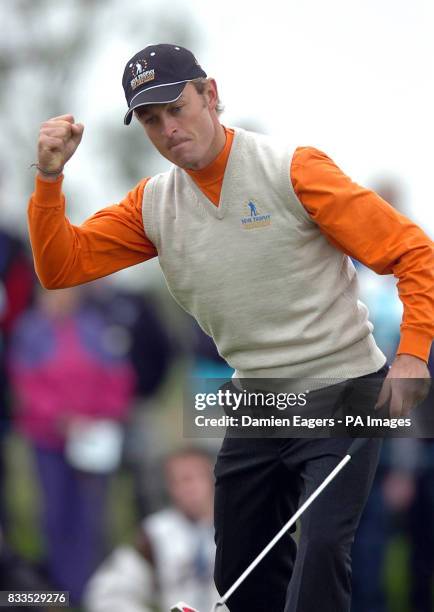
left=5, top=434, right=43, bottom=559
left=385, top=535, right=410, bottom=612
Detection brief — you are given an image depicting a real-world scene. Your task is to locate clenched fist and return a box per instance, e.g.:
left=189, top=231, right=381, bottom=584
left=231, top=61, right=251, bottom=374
left=37, top=114, right=84, bottom=178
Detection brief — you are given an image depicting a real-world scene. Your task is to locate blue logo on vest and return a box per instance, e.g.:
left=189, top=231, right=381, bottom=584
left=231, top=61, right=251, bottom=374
left=248, top=201, right=258, bottom=216
left=241, top=200, right=272, bottom=230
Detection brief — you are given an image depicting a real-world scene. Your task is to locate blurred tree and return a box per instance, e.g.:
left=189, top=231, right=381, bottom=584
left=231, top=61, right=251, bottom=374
left=0, top=0, right=202, bottom=228
left=0, top=0, right=104, bottom=222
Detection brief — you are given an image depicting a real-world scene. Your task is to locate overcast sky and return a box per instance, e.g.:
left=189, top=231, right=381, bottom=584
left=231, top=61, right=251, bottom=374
left=4, top=0, right=430, bottom=288
left=198, top=0, right=433, bottom=233
left=65, top=0, right=434, bottom=237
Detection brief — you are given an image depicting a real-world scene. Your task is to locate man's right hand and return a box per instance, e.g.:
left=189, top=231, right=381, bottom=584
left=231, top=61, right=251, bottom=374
left=37, top=114, right=84, bottom=179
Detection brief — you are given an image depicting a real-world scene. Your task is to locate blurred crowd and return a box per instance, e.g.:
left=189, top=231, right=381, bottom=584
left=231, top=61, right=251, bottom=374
left=0, top=219, right=230, bottom=611
left=351, top=182, right=434, bottom=612
left=0, top=179, right=433, bottom=612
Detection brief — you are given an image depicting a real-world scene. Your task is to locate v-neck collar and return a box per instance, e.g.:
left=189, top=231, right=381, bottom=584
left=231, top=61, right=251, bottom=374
left=183, top=127, right=241, bottom=219
left=185, top=127, right=233, bottom=190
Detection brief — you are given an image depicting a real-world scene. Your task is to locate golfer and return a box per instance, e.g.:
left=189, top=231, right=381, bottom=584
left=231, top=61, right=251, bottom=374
left=29, top=44, right=433, bottom=612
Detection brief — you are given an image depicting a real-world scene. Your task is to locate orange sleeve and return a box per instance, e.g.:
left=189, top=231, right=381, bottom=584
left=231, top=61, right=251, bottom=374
left=27, top=175, right=157, bottom=289
left=290, top=147, right=434, bottom=362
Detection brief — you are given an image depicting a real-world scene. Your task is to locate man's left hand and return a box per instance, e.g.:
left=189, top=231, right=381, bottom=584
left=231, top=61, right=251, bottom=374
left=375, top=354, right=431, bottom=417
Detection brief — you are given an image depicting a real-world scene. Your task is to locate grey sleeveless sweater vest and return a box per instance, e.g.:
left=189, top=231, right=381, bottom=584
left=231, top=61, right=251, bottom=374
left=142, top=128, right=386, bottom=379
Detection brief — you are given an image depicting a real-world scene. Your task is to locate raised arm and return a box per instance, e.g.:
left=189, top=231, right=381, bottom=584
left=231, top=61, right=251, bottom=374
left=28, top=115, right=157, bottom=288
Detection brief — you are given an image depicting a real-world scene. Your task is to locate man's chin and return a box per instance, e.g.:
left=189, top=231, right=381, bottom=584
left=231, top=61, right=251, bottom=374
left=171, top=154, right=198, bottom=170
left=163, top=145, right=201, bottom=170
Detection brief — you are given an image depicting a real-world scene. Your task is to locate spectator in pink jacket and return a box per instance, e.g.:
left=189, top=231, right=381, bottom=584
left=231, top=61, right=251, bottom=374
left=8, top=286, right=136, bottom=605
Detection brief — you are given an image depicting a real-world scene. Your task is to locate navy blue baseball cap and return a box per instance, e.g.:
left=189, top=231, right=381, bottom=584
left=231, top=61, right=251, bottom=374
left=122, top=44, right=207, bottom=125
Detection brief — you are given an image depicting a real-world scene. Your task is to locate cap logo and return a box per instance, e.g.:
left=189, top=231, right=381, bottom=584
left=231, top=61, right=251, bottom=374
left=129, top=59, right=155, bottom=90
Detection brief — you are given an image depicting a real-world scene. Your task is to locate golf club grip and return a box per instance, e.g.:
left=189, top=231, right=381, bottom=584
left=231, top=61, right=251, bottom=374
left=346, top=437, right=370, bottom=457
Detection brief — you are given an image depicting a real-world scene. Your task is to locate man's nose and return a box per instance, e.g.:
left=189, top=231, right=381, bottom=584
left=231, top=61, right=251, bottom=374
left=160, top=115, right=178, bottom=138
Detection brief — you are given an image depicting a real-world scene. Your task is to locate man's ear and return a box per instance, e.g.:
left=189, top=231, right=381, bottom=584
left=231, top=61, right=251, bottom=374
left=206, top=79, right=219, bottom=111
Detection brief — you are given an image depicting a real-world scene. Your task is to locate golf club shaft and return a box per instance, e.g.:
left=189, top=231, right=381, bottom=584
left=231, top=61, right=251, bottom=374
left=217, top=452, right=352, bottom=606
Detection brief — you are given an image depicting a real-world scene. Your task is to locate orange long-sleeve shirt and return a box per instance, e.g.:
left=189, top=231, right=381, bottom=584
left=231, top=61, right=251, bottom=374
left=28, top=127, right=434, bottom=361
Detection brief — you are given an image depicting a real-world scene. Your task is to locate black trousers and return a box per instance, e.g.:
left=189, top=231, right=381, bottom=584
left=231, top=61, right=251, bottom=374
left=214, top=366, right=388, bottom=612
